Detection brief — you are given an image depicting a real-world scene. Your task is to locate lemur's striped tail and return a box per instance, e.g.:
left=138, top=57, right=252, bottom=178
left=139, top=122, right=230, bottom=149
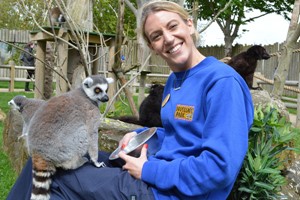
left=30, top=153, right=56, bottom=200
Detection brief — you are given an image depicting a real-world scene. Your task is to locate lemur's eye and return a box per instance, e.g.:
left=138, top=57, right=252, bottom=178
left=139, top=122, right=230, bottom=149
left=94, top=87, right=102, bottom=94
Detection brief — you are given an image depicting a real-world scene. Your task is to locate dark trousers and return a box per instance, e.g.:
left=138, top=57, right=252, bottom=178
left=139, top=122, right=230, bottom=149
left=25, top=69, right=35, bottom=90
left=6, top=151, right=155, bottom=200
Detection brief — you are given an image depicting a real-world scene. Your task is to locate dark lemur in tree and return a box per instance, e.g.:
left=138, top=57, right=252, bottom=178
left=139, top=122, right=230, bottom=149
left=117, top=84, right=164, bottom=127
left=17, top=75, right=113, bottom=200
left=227, top=45, right=270, bottom=89
left=49, top=7, right=66, bottom=27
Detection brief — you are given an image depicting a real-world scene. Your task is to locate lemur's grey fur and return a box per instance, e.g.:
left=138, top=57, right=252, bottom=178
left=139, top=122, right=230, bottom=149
left=23, top=75, right=113, bottom=200
left=8, top=95, right=45, bottom=139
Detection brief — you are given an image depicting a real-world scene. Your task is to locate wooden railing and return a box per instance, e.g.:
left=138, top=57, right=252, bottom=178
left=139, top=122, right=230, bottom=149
left=0, top=60, right=35, bottom=92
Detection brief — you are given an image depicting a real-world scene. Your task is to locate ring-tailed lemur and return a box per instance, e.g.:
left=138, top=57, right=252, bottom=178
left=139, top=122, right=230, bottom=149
left=8, top=95, right=45, bottom=140
left=26, top=75, right=113, bottom=200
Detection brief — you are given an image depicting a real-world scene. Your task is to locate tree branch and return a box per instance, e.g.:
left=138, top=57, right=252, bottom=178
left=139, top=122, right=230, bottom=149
left=199, top=0, right=233, bottom=33
left=124, top=0, right=137, bottom=17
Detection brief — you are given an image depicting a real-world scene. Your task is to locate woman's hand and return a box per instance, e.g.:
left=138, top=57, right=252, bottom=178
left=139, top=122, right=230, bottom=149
left=118, top=131, right=137, bottom=149
left=118, top=144, right=148, bottom=179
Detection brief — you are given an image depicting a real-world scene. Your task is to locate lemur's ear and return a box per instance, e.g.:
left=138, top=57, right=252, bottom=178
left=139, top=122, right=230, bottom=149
left=106, top=77, right=114, bottom=84
left=83, top=77, right=93, bottom=88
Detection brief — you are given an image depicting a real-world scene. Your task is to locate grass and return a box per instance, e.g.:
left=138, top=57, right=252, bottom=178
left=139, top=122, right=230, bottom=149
left=0, top=92, right=33, bottom=199
left=0, top=123, right=18, bottom=199
left=0, top=80, right=56, bottom=93
left=0, top=80, right=32, bottom=90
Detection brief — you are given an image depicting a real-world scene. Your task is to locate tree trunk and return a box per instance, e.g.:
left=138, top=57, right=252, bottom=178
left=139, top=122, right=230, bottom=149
left=272, top=0, right=300, bottom=97
left=192, top=1, right=199, bottom=29
left=113, top=0, right=139, bottom=117
left=272, top=0, right=300, bottom=127
left=224, top=34, right=234, bottom=57
left=220, top=18, right=240, bottom=57
left=44, top=43, right=54, bottom=99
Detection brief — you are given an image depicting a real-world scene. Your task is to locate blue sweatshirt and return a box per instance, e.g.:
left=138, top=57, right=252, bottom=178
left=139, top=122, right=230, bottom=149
left=140, top=57, right=254, bottom=199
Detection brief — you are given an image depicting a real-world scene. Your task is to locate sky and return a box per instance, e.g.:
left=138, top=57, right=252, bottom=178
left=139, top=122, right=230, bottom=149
left=199, top=11, right=290, bottom=46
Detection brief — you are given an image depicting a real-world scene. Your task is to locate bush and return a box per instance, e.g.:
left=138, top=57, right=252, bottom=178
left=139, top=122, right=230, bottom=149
left=229, top=105, right=299, bottom=200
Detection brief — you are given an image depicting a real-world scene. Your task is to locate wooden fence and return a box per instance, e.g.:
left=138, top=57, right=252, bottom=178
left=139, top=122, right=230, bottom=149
left=0, top=61, right=35, bottom=92
left=0, top=29, right=30, bottom=44
left=1, top=35, right=300, bottom=96
left=1, top=28, right=299, bottom=95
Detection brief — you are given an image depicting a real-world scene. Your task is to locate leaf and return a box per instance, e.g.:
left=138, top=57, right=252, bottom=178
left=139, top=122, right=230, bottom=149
left=250, top=127, right=262, bottom=132
left=269, top=146, right=288, bottom=157
left=245, top=167, right=253, bottom=177
left=259, top=168, right=280, bottom=174
left=238, top=187, right=256, bottom=194
left=254, top=181, right=275, bottom=190
left=253, top=155, right=262, bottom=171
left=247, top=152, right=255, bottom=171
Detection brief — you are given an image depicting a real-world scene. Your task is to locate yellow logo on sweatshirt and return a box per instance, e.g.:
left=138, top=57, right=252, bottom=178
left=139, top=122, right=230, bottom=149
left=175, top=105, right=194, bottom=121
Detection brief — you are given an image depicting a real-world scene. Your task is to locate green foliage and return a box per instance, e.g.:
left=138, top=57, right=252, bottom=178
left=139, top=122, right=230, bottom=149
left=106, top=95, right=138, bottom=117
left=93, top=0, right=137, bottom=37
left=229, top=105, right=299, bottom=200
left=185, top=0, right=294, bottom=55
left=186, top=0, right=294, bottom=23
left=0, top=0, right=137, bottom=38
left=0, top=122, right=18, bottom=199
left=0, top=0, right=45, bottom=30
left=0, top=92, right=21, bottom=199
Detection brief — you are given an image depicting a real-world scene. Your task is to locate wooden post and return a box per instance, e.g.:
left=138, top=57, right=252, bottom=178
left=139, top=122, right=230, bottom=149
left=296, top=72, right=300, bottom=128
left=107, top=38, right=116, bottom=111
left=138, top=72, right=147, bottom=106
left=91, top=47, right=98, bottom=75
left=56, top=33, right=69, bottom=95
left=138, top=45, right=151, bottom=106
left=8, top=60, right=15, bottom=92
left=34, top=41, right=46, bottom=99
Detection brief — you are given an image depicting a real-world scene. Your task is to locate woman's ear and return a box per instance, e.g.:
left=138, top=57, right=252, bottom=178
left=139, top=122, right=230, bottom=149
left=187, top=18, right=195, bottom=35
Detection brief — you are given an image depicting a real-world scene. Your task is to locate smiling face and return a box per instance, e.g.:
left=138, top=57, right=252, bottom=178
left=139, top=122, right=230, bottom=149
left=144, top=10, right=203, bottom=72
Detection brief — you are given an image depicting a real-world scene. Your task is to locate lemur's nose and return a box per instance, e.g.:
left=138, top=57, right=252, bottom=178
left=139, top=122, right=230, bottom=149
left=101, top=95, right=109, bottom=102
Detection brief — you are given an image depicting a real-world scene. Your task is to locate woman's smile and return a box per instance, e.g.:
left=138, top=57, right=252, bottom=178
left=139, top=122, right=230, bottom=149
left=167, top=43, right=182, bottom=54
left=144, top=10, right=203, bottom=71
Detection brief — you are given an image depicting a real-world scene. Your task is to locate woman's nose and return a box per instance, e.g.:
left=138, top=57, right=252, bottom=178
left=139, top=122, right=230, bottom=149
left=163, top=31, right=174, bottom=45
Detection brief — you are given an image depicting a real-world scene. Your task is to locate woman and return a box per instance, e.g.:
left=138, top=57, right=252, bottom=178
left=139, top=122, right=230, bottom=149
left=7, top=1, right=253, bottom=199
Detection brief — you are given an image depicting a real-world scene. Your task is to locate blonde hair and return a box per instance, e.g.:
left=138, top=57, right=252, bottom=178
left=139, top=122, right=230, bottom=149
left=139, top=0, right=200, bottom=46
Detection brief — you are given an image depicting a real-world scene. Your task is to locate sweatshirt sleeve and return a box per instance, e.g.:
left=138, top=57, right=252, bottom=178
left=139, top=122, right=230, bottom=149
left=141, top=77, right=253, bottom=196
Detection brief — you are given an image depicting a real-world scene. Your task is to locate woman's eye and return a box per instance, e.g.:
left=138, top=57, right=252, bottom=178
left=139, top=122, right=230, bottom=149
left=169, top=24, right=178, bottom=30
left=150, top=34, right=161, bottom=42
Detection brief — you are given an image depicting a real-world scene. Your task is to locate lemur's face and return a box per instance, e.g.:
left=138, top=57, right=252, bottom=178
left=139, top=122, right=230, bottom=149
left=82, top=76, right=114, bottom=105
left=86, top=83, right=109, bottom=103
left=8, top=96, right=25, bottom=112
